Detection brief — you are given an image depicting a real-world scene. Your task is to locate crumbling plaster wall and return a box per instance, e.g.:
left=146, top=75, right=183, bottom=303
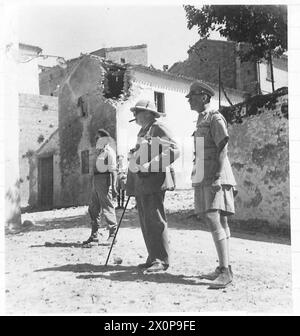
left=59, top=56, right=116, bottom=207
left=19, top=93, right=58, bottom=208
left=227, top=93, right=289, bottom=227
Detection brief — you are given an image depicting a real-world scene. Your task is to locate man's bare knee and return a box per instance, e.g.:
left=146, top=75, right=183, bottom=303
left=205, top=210, right=220, bottom=230
left=220, top=215, right=230, bottom=238
left=220, top=215, right=228, bottom=226
left=205, top=210, right=219, bottom=222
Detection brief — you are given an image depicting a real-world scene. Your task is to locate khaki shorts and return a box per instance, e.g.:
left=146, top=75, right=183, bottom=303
left=194, top=184, right=235, bottom=216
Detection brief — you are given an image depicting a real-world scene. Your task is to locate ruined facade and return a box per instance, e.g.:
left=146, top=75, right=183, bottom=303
left=169, top=39, right=259, bottom=96
left=58, top=56, right=118, bottom=207
left=39, top=44, right=148, bottom=97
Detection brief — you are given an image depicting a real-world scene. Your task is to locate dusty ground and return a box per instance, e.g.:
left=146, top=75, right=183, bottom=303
left=5, top=191, right=292, bottom=315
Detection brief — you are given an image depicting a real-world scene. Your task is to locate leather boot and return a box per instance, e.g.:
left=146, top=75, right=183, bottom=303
left=199, top=266, right=222, bottom=280
left=208, top=267, right=232, bottom=289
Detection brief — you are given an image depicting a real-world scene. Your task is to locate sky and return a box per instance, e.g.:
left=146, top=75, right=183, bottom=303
left=18, top=4, right=205, bottom=70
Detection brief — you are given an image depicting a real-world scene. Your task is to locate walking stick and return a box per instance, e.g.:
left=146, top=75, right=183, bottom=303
left=104, top=196, right=131, bottom=266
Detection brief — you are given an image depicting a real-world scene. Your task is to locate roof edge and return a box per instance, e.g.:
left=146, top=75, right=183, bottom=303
left=129, top=64, right=247, bottom=96
left=19, top=42, right=42, bottom=54
left=92, top=43, right=147, bottom=55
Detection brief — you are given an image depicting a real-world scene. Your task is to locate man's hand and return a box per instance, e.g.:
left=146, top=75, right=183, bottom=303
left=211, top=177, right=222, bottom=192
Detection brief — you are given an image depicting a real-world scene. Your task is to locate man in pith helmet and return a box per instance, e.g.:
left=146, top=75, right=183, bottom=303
left=128, top=99, right=180, bottom=273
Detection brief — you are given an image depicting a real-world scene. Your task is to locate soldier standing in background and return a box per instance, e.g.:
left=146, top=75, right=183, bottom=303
left=82, top=129, right=118, bottom=247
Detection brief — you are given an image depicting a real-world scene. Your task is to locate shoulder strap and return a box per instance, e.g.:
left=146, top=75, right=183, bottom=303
left=209, top=111, right=228, bottom=128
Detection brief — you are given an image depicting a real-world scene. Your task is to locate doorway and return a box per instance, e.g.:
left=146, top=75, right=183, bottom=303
left=38, top=156, right=53, bottom=209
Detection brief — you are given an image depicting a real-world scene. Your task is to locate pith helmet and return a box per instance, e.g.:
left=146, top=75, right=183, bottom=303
left=130, top=99, right=166, bottom=118
left=97, top=128, right=111, bottom=137
left=186, top=80, right=215, bottom=98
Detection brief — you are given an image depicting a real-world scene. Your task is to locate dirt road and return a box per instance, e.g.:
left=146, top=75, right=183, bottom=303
left=5, top=191, right=292, bottom=314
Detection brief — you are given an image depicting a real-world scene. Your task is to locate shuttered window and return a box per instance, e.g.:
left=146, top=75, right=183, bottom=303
left=154, top=91, right=165, bottom=113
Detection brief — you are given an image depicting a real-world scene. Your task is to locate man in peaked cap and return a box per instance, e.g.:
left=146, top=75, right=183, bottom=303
left=186, top=80, right=237, bottom=289
left=127, top=99, right=180, bottom=273
left=185, top=80, right=215, bottom=99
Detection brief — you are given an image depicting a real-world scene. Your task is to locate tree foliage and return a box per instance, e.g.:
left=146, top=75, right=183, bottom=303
left=184, top=5, right=287, bottom=61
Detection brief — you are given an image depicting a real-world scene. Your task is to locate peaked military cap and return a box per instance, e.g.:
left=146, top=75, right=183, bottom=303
left=186, top=80, right=215, bottom=98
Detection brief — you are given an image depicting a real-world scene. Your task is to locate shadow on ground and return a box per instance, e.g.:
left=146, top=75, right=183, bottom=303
left=35, top=263, right=213, bottom=287
left=30, top=242, right=84, bottom=248
left=14, top=215, right=88, bottom=233
left=12, top=208, right=290, bottom=245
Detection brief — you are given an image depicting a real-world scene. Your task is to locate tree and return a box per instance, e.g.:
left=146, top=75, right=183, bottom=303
left=184, top=5, right=287, bottom=92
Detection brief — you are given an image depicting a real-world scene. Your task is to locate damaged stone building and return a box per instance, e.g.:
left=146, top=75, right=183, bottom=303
left=39, top=44, right=147, bottom=96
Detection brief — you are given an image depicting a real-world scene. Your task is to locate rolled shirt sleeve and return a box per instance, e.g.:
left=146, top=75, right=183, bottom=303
left=210, top=114, right=229, bottom=147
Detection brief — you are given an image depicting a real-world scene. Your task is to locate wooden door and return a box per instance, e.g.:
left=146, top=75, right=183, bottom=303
left=39, top=156, right=53, bottom=208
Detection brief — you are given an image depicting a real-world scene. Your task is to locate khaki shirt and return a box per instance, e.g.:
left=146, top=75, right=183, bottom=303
left=192, top=110, right=236, bottom=187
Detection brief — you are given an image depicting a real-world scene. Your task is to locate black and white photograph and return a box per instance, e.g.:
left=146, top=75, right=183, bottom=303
left=1, top=0, right=299, bottom=316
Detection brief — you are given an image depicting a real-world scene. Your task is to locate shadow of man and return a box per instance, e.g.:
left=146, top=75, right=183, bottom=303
left=36, top=263, right=211, bottom=286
